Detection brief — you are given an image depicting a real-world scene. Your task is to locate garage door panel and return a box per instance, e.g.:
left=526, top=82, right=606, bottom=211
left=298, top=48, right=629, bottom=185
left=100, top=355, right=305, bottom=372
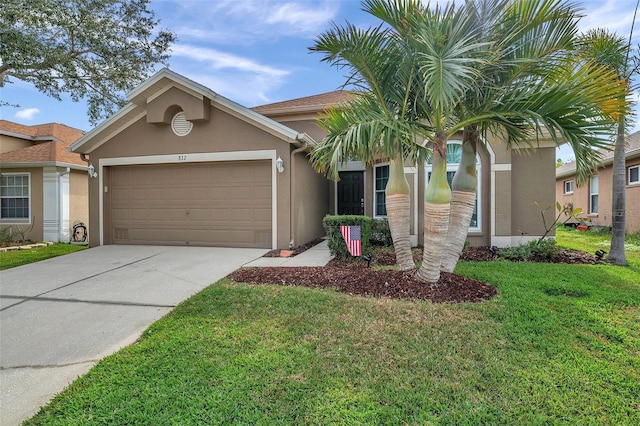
left=109, top=161, right=272, bottom=248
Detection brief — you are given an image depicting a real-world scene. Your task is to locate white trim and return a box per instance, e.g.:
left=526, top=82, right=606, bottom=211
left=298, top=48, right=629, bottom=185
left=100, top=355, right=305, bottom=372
left=405, top=166, right=419, bottom=246
left=484, top=141, right=499, bottom=244
left=68, top=104, right=141, bottom=152
left=628, top=165, right=639, bottom=185
left=491, top=235, right=544, bottom=248
left=589, top=175, right=599, bottom=214
left=373, top=162, right=390, bottom=218
left=43, top=168, right=59, bottom=241
left=0, top=162, right=87, bottom=171
left=0, top=172, right=31, bottom=225
left=98, top=150, right=278, bottom=249
left=492, top=163, right=511, bottom=171
left=563, top=179, right=574, bottom=194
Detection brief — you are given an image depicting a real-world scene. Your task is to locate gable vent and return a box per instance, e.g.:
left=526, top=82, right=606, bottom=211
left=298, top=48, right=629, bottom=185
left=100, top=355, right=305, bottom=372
left=171, top=112, right=193, bottom=136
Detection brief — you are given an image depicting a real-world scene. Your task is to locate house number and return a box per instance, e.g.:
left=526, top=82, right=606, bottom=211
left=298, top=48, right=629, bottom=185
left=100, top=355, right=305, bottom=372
left=178, top=155, right=187, bottom=161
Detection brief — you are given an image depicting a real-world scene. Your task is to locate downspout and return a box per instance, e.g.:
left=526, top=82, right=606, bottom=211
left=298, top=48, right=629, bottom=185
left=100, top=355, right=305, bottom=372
left=289, top=135, right=311, bottom=249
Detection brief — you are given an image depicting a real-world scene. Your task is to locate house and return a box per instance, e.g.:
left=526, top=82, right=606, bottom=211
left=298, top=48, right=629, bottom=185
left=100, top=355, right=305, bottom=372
left=70, top=68, right=558, bottom=249
left=556, top=131, right=640, bottom=233
left=0, top=120, right=89, bottom=243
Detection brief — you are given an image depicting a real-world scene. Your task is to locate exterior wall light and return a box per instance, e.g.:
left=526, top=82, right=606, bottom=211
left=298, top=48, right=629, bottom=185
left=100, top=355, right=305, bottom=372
left=276, top=157, right=284, bottom=173
left=88, top=163, right=97, bottom=178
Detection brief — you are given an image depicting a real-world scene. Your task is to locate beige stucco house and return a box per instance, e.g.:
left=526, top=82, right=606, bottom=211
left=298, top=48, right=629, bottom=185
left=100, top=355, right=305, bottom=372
left=0, top=120, right=89, bottom=243
left=556, top=131, right=640, bottom=233
left=70, top=68, right=558, bottom=250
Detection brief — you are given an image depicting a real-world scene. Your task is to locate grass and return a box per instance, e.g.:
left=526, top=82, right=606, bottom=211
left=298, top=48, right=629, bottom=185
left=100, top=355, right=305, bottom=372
left=24, top=229, right=640, bottom=425
left=0, top=243, right=86, bottom=270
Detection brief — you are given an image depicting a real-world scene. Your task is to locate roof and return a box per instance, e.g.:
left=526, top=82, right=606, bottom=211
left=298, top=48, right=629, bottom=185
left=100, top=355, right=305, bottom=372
left=251, top=91, right=355, bottom=116
left=70, top=68, right=316, bottom=154
left=0, top=121, right=86, bottom=167
left=556, top=130, right=640, bottom=178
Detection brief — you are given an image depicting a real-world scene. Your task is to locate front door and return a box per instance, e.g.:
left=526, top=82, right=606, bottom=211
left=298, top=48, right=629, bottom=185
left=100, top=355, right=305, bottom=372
left=337, top=171, right=364, bottom=215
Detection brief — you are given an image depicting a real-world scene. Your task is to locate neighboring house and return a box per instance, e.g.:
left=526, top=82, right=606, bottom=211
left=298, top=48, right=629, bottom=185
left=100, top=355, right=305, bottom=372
left=70, top=68, right=558, bottom=249
left=0, top=120, right=89, bottom=243
left=556, top=131, right=640, bottom=233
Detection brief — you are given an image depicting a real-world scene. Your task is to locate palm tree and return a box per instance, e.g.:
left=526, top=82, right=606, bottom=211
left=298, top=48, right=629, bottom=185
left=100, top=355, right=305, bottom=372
left=310, top=0, right=626, bottom=284
left=309, top=15, right=429, bottom=271
left=440, top=0, right=626, bottom=272
left=576, top=26, right=638, bottom=266
left=384, top=0, right=626, bottom=282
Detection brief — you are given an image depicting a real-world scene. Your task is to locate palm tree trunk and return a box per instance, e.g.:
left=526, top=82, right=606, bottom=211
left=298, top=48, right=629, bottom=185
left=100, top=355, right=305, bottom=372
left=441, top=128, right=478, bottom=273
left=416, top=132, right=451, bottom=284
left=386, top=156, right=415, bottom=270
left=607, top=119, right=628, bottom=265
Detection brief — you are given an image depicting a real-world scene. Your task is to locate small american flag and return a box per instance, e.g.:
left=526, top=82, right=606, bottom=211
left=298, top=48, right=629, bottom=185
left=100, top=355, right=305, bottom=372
left=340, top=225, right=362, bottom=256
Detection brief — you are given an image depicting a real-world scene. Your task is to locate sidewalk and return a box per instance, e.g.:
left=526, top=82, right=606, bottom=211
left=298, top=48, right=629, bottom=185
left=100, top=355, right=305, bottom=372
left=243, top=240, right=332, bottom=267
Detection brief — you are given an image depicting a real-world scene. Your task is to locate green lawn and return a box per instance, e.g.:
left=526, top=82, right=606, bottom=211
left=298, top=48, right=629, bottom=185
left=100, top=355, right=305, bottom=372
left=0, top=243, right=86, bottom=270
left=25, top=230, right=640, bottom=425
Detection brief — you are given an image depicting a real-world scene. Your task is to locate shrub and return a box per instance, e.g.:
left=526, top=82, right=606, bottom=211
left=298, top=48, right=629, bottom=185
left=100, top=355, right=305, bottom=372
left=370, top=218, right=393, bottom=246
left=590, top=226, right=612, bottom=235
left=531, top=238, right=559, bottom=259
left=0, top=227, right=12, bottom=246
left=498, top=239, right=558, bottom=261
left=322, top=215, right=372, bottom=258
left=498, top=244, right=532, bottom=261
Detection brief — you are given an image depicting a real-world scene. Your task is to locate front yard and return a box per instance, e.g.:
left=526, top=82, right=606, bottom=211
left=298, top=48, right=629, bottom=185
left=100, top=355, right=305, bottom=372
left=0, top=243, right=86, bottom=271
left=24, top=229, right=640, bottom=424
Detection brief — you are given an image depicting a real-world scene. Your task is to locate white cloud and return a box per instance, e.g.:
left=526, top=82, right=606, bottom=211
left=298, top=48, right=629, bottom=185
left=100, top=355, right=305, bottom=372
left=578, top=0, right=637, bottom=40
left=171, top=44, right=290, bottom=78
left=264, top=2, right=337, bottom=30
left=15, top=108, right=40, bottom=120
left=172, top=68, right=282, bottom=106
left=166, top=0, right=338, bottom=41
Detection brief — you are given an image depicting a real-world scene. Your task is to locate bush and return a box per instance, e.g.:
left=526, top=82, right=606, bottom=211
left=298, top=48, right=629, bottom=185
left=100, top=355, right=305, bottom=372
left=531, top=238, right=559, bottom=259
left=498, top=244, right=532, bottom=261
left=370, top=218, right=393, bottom=246
left=322, top=215, right=372, bottom=258
left=0, top=227, right=12, bottom=246
left=498, top=239, right=558, bottom=261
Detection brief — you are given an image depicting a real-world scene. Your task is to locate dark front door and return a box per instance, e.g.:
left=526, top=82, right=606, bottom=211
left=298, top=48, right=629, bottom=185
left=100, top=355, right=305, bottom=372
left=338, top=171, right=364, bottom=215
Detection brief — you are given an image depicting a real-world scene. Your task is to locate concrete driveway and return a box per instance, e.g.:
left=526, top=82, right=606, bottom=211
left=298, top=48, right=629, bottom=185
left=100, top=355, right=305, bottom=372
left=0, top=245, right=267, bottom=425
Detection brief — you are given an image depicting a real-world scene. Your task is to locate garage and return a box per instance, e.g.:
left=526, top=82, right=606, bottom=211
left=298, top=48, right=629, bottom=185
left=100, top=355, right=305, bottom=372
left=108, top=160, right=272, bottom=248
left=70, top=69, right=330, bottom=249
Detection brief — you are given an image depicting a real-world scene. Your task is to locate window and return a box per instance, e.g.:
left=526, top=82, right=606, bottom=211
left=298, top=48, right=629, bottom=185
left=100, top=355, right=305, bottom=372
left=425, top=141, right=481, bottom=231
left=374, top=164, right=389, bottom=216
left=629, top=165, right=639, bottom=185
left=564, top=180, right=574, bottom=194
left=589, top=175, right=599, bottom=214
left=1, top=174, right=30, bottom=220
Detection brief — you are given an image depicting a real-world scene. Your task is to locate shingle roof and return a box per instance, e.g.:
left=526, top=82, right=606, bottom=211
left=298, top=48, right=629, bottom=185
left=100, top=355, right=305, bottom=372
left=251, top=90, right=355, bottom=115
left=556, top=130, right=640, bottom=178
left=0, top=120, right=86, bottom=166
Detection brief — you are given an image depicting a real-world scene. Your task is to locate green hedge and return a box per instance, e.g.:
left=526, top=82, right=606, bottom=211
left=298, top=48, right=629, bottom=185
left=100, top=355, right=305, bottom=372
left=322, top=215, right=372, bottom=258
left=370, top=218, right=393, bottom=246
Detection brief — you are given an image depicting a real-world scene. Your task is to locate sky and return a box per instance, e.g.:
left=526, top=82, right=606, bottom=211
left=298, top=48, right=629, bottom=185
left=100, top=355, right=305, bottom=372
left=1, top=0, right=639, bottom=162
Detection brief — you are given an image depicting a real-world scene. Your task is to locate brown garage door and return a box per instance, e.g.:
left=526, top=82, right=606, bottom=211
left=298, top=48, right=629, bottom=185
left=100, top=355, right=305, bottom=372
left=109, top=161, right=272, bottom=248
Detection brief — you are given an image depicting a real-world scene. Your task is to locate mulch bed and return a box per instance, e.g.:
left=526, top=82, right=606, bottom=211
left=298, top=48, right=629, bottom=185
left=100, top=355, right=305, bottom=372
left=228, top=245, right=598, bottom=304
left=229, top=264, right=497, bottom=304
